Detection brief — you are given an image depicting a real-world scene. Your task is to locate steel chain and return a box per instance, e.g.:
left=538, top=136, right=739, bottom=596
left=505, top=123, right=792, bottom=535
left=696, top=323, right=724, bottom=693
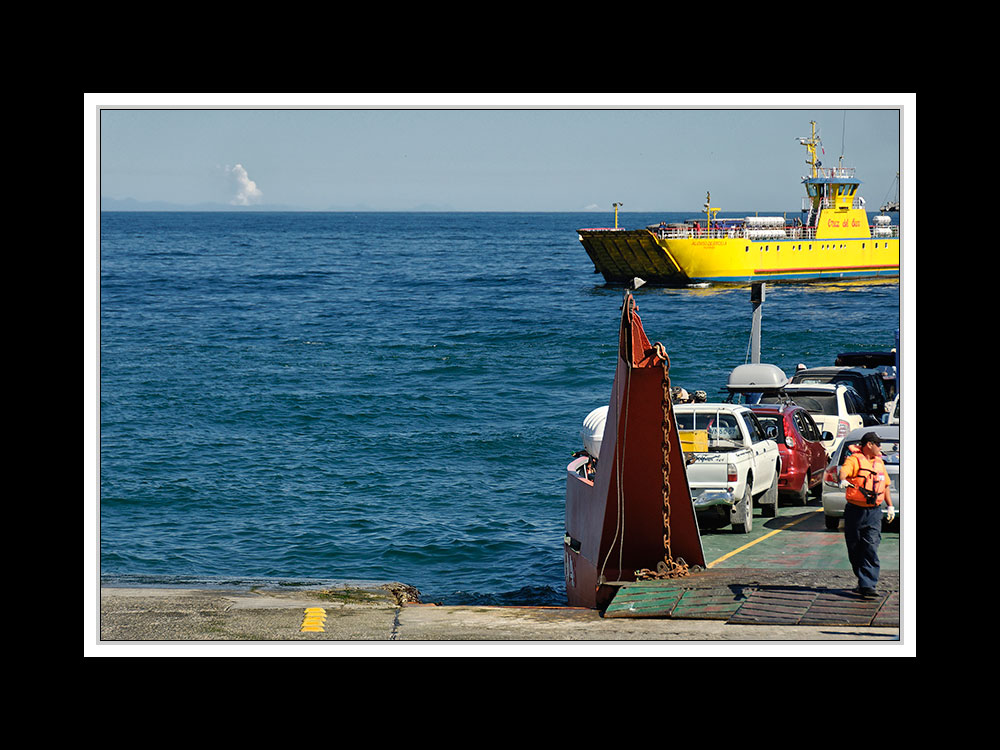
left=634, top=342, right=690, bottom=581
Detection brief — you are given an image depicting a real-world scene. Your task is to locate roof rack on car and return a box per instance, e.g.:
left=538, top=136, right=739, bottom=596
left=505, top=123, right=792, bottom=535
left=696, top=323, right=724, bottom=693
left=724, top=364, right=794, bottom=404
left=726, top=364, right=788, bottom=392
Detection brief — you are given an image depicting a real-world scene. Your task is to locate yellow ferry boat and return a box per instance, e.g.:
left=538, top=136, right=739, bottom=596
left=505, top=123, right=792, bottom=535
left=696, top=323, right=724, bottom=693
left=577, top=121, right=900, bottom=285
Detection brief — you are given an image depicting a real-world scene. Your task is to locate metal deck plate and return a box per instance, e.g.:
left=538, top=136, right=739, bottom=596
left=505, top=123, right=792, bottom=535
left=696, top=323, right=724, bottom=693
left=604, top=580, right=899, bottom=627
left=603, top=581, right=687, bottom=618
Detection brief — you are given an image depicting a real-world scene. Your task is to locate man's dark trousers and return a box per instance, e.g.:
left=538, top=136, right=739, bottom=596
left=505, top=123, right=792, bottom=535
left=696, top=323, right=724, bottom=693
left=844, top=503, right=882, bottom=590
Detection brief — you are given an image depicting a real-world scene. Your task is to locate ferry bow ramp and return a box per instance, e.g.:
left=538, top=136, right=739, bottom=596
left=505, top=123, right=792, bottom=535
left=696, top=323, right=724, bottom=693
left=578, top=228, right=688, bottom=285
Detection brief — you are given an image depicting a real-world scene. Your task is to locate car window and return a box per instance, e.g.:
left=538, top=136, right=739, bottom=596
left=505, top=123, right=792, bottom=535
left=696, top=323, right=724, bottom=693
left=793, top=375, right=832, bottom=385
left=833, top=375, right=865, bottom=397
left=844, top=390, right=863, bottom=414
left=754, top=414, right=784, bottom=440
left=675, top=412, right=694, bottom=430
left=744, top=412, right=769, bottom=443
left=766, top=393, right=837, bottom=414
left=801, top=411, right=821, bottom=440
left=839, top=439, right=900, bottom=466
left=857, top=376, right=880, bottom=406
left=867, top=375, right=888, bottom=402
left=880, top=440, right=900, bottom=464
left=793, top=411, right=815, bottom=441
left=791, top=412, right=804, bottom=438
left=843, top=393, right=857, bottom=414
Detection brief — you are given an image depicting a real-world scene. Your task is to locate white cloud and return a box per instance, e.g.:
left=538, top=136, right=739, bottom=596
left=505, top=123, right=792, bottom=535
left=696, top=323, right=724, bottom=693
left=226, top=164, right=263, bottom=205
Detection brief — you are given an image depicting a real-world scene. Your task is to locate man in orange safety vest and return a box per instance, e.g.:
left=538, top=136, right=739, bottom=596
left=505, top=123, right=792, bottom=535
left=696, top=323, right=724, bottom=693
left=839, top=432, right=895, bottom=598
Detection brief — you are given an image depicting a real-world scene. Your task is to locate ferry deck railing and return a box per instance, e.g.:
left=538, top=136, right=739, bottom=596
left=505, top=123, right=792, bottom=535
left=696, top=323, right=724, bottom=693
left=802, top=197, right=867, bottom=211
left=650, top=225, right=899, bottom=241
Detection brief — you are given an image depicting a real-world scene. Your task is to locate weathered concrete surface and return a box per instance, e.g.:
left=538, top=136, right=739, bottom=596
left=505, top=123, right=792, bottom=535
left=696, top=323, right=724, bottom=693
left=93, top=576, right=905, bottom=649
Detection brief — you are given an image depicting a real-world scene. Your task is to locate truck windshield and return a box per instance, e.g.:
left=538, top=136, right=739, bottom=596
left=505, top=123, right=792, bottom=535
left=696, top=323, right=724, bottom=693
left=675, top=411, right=742, bottom=447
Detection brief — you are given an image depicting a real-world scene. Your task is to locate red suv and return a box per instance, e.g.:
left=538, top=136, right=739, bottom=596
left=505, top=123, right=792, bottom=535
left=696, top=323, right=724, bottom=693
left=749, top=404, right=831, bottom=505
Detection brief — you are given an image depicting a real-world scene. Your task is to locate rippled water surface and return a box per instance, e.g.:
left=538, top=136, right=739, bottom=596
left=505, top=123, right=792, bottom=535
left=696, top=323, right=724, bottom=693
left=99, top=211, right=901, bottom=604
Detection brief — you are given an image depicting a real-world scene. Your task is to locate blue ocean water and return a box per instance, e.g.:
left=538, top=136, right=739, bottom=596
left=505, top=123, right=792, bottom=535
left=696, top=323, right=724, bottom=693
left=98, top=211, right=900, bottom=605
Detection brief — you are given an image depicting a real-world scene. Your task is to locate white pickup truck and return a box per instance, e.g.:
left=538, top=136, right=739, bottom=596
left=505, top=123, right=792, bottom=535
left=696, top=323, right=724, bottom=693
left=673, top=403, right=781, bottom=533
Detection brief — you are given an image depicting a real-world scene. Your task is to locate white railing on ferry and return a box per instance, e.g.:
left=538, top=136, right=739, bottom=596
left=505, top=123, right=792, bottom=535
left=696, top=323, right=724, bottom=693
left=651, top=225, right=899, bottom=240
left=814, top=166, right=856, bottom=179
left=802, top=197, right=867, bottom=211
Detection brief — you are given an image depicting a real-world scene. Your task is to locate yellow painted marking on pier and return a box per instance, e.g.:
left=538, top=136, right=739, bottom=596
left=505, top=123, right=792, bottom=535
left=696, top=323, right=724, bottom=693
left=300, top=607, right=327, bottom=633
left=707, top=508, right=823, bottom=568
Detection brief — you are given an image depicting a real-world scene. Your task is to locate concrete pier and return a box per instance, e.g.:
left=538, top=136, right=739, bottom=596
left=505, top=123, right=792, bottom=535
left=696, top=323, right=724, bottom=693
left=92, top=570, right=906, bottom=652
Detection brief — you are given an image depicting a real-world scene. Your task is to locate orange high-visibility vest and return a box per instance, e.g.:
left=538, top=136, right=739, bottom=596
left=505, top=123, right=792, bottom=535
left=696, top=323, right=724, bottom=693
left=843, top=446, right=888, bottom=507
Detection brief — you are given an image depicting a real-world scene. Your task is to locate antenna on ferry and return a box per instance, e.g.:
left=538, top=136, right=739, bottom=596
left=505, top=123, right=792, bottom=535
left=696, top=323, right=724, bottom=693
left=838, top=110, right=847, bottom=167
left=704, top=192, right=720, bottom=226
left=797, top=121, right=823, bottom=178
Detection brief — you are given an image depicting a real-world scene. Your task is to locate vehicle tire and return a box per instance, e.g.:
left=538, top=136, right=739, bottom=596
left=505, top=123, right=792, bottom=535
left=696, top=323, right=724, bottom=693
left=825, top=515, right=840, bottom=530
left=733, top=484, right=753, bottom=534
left=810, top=475, right=823, bottom=502
left=793, top=473, right=809, bottom=506
left=761, top=473, right=779, bottom=517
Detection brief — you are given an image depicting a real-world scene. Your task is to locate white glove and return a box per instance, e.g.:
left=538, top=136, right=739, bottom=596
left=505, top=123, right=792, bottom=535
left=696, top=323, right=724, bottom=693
left=839, top=479, right=852, bottom=489
left=886, top=504, right=895, bottom=523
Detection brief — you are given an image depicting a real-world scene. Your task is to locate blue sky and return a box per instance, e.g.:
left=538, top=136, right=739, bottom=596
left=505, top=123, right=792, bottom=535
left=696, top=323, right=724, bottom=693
left=93, top=95, right=911, bottom=213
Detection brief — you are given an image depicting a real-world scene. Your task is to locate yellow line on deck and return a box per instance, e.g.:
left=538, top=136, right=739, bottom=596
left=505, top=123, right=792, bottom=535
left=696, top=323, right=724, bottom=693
left=707, top=508, right=823, bottom=568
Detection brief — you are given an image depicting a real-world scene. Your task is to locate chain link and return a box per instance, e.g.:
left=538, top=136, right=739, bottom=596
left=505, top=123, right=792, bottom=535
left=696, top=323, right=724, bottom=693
left=634, top=342, right=691, bottom=582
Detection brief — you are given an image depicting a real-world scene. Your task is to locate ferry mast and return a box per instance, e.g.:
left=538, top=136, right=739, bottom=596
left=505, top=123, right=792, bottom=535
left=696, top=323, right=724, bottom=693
left=798, top=120, right=864, bottom=234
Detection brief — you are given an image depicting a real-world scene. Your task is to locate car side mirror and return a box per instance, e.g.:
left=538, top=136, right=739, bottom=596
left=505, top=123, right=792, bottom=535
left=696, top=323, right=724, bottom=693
left=821, top=431, right=834, bottom=441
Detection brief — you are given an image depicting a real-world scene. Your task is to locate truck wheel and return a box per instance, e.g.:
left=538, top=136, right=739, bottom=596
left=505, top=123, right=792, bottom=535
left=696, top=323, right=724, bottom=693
left=733, top=484, right=753, bottom=534
left=825, top=515, right=840, bottom=530
left=761, top=474, right=779, bottom=517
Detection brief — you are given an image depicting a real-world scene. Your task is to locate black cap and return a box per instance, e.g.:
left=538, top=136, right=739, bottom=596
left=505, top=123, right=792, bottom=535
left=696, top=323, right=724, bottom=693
left=860, top=432, right=882, bottom=446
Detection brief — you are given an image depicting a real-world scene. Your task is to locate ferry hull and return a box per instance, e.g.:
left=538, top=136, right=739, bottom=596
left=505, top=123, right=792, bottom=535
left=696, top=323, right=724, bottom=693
left=579, top=229, right=900, bottom=285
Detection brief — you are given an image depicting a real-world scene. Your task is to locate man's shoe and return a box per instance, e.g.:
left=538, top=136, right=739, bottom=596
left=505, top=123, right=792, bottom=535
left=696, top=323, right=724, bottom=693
left=858, top=587, right=878, bottom=599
